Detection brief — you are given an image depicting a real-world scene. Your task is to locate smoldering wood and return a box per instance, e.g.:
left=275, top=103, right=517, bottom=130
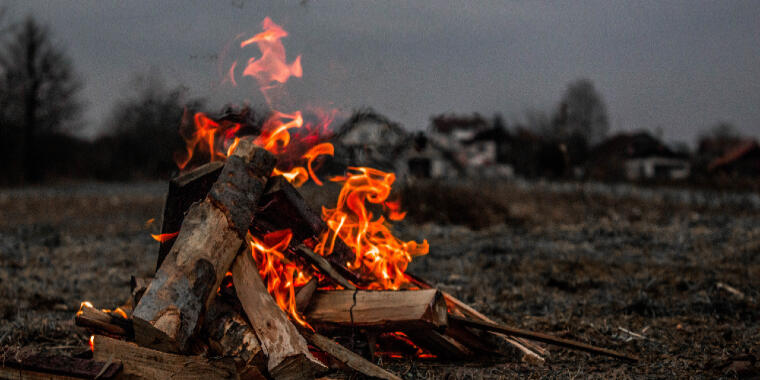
left=92, top=335, right=238, bottom=380
left=157, top=161, right=224, bottom=270
left=405, top=330, right=472, bottom=360
left=205, top=299, right=266, bottom=379
left=133, top=139, right=275, bottom=353
left=299, top=329, right=402, bottom=380
left=232, top=249, right=326, bottom=380
left=448, top=315, right=640, bottom=362
left=305, top=289, right=447, bottom=331
left=0, top=348, right=122, bottom=379
left=74, top=305, right=133, bottom=339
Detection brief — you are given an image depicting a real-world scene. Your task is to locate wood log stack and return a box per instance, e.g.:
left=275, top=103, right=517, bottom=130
left=20, top=131, right=636, bottom=380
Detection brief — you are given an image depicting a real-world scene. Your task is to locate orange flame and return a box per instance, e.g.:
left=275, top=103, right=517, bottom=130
left=175, top=111, right=241, bottom=170
left=315, top=167, right=428, bottom=290
left=247, top=229, right=312, bottom=327
left=151, top=232, right=179, bottom=243
left=302, top=143, right=334, bottom=186
left=239, top=17, right=302, bottom=94
left=89, top=335, right=95, bottom=352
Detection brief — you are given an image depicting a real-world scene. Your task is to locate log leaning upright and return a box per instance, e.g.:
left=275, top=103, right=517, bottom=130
left=133, top=137, right=275, bottom=352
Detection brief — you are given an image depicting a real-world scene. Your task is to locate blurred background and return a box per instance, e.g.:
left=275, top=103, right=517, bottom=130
left=1, top=2, right=759, bottom=377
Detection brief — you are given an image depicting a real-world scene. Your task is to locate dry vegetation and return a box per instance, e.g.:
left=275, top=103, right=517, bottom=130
left=1, top=180, right=758, bottom=378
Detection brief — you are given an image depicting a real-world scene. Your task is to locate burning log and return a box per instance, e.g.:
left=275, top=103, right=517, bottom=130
left=232, top=248, right=326, bottom=380
left=133, top=138, right=276, bottom=352
left=156, top=161, right=224, bottom=270
left=254, top=176, right=358, bottom=282
left=299, top=329, right=402, bottom=380
left=295, top=244, right=356, bottom=290
left=92, top=335, right=238, bottom=379
left=0, top=348, right=122, bottom=380
left=405, top=330, right=472, bottom=360
left=295, top=277, right=319, bottom=314
left=305, top=289, right=447, bottom=331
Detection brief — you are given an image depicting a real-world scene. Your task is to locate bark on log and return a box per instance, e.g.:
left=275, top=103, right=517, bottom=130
left=156, top=161, right=224, bottom=270
left=133, top=138, right=275, bottom=352
left=305, top=289, right=447, bottom=331
left=0, top=348, right=122, bottom=379
left=205, top=299, right=267, bottom=380
left=92, top=335, right=238, bottom=379
left=232, top=250, right=326, bottom=380
left=299, top=329, right=402, bottom=380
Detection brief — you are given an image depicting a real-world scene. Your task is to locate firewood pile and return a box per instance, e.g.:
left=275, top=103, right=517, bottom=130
left=5, top=134, right=629, bottom=380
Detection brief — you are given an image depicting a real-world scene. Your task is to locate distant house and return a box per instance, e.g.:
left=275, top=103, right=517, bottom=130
left=587, top=132, right=690, bottom=181
left=332, top=109, right=408, bottom=171
left=394, top=132, right=462, bottom=180
left=460, top=127, right=514, bottom=178
left=429, top=113, right=489, bottom=151
left=708, top=139, right=760, bottom=178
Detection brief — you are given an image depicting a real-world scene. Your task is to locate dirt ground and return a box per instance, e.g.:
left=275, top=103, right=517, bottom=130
left=0, top=181, right=758, bottom=379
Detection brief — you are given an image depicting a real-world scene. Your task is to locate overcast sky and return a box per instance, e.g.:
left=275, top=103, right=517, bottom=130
left=5, top=1, right=760, bottom=144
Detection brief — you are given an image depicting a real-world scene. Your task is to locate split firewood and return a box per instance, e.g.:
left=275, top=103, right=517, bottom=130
left=156, top=161, right=224, bottom=270
left=92, top=335, right=238, bottom=379
left=75, top=304, right=133, bottom=339
left=133, top=138, right=275, bottom=353
left=449, top=315, right=640, bottom=362
left=205, top=299, right=267, bottom=380
left=0, top=348, right=122, bottom=379
left=232, top=249, right=326, bottom=380
left=299, top=329, right=402, bottom=380
left=305, top=289, right=447, bottom=331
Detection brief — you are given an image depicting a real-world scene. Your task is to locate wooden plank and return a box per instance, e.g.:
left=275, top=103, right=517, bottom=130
left=92, top=335, right=237, bottom=379
left=0, top=348, right=121, bottom=379
left=133, top=138, right=275, bottom=352
left=300, top=329, right=401, bottom=380
left=156, top=161, right=224, bottom=270
left=232, top=250, right=326, bottom=380
left=449, top=315, right=640, bottom=362
left=305, top=289, right=447, bottom=331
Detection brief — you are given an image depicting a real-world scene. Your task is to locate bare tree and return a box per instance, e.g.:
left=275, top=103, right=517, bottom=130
left=552, top=78, right=609, bottom=145
left=0, top=16, right=82, bottom=182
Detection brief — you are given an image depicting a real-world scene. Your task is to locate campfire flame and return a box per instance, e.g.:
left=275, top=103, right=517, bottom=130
left=167, top=17, right=428, bottom=326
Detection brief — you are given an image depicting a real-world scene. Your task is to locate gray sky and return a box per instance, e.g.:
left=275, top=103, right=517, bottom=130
left=6, top=1, right=760, bottom=144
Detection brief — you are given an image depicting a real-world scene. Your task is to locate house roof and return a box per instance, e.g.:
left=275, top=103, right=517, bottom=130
left=333, top=108, right=407, bottom=141
left=708, top=139, right=759, bottom=171
left=589, top=132, right=681, bottom=161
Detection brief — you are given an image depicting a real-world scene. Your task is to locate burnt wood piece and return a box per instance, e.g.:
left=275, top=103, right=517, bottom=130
left=305, top=289, right=447, bottom=331
left=0, top=348, right=122, bottom=379
left=205, top=299, right=266, bottom=380
left=133, top=138, right=275, bottom=353
left=157, top=161, right=225, bottom=270
left=295, top=245, right=356, bottom=290
left=92, top=335, right=238, bottom=379
left=232, top=250, right=326, bottom=380
left=254, top=176, right=357, bottom=282
left=299, top=329, right=401, bottom=380
left=74, top=305, right=133, bottom=339
left=449, top=315, right=640, bottom=362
